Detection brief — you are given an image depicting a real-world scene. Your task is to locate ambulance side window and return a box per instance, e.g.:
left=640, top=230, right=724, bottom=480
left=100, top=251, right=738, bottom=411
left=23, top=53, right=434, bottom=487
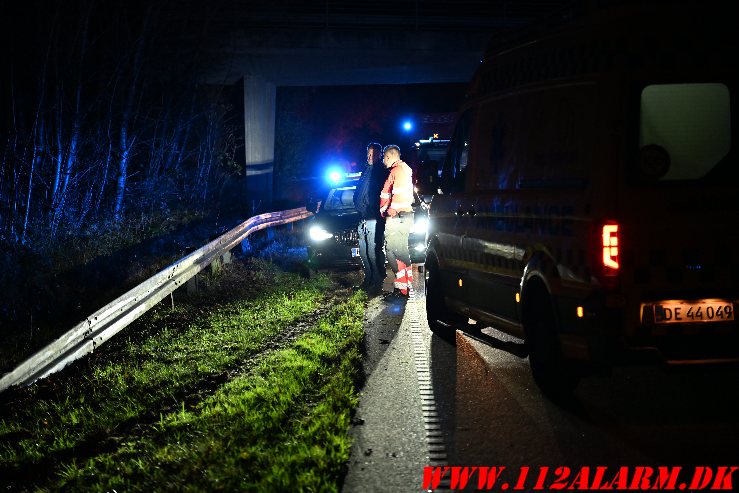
left=441, top=110, right=472, bottom=194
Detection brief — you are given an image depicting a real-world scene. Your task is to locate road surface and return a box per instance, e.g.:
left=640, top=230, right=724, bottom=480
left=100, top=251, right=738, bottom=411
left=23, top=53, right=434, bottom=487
left=343, top=265, right=739, bottom=492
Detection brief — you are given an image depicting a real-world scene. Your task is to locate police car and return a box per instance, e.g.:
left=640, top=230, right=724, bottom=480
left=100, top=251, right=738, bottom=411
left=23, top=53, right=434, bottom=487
left=425, top=3, right=739, bottom=397
left=307, top=171, right=428, bottom=269
left=307, top=172, right=363, bottom=270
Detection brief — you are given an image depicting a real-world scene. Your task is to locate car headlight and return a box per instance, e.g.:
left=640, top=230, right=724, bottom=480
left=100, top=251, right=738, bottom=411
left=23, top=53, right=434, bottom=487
left=410, top=217, right=429, bottom=235
left=309, top=225, right=334, bottom=241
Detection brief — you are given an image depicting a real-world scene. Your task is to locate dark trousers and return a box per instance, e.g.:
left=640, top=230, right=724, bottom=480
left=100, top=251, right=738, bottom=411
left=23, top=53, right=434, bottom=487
left=358, top=218, right=385, bottom=286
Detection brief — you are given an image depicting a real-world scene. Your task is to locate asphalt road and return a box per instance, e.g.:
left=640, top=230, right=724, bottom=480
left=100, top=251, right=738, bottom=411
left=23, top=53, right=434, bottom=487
left=342, top=268, right=429, bottom=492
left=343, top=265, right=739, bottom=492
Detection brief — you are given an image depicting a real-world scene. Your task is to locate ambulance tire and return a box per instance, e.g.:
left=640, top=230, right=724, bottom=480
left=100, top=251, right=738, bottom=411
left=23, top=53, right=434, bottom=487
left=425, top=256, right=464, bottom=340
left=523, top=286, right=580, bottom=399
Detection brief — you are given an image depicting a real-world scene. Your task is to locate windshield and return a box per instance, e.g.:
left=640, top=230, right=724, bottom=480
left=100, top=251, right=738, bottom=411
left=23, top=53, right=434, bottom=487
left=323, top=186, right=357, bottom=211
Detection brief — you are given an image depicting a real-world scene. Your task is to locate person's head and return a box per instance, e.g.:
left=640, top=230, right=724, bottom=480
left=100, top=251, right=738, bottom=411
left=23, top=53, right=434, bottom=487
left=366, top=143, right=382, bottom=165
left=382, top=145, right=401, bottom=168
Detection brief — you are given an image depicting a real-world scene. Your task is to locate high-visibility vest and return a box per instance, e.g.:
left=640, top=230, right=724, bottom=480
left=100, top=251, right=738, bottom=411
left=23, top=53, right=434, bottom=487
left=379, top=160, right=414, bottom=216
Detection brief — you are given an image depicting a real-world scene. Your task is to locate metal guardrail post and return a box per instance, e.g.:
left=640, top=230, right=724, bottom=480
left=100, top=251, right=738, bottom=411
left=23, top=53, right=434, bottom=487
left=0, top=207, right=314, bottom=393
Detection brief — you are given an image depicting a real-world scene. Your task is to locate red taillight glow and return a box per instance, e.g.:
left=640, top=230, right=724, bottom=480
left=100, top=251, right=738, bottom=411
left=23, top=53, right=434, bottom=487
left=602, top=224, right=620, bottom=270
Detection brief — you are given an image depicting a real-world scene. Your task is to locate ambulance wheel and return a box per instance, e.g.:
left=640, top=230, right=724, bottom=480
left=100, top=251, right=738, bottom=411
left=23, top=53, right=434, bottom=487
left=425, top=256, right=464, bottom=340
left=523, top=285, right=580, bottom=399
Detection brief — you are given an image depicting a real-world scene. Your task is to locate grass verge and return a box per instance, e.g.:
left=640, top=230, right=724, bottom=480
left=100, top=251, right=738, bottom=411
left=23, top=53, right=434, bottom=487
left=0, top=258, right=366, bottom=492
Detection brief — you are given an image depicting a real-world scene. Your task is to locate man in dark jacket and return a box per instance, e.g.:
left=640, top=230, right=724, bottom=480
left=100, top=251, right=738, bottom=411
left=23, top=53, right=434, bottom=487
left=353, top=142, right=387, bottom=294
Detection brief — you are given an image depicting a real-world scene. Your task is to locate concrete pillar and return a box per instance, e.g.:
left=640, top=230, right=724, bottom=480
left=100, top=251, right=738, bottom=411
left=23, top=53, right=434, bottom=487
left=243, top=75, right=276, bottom=213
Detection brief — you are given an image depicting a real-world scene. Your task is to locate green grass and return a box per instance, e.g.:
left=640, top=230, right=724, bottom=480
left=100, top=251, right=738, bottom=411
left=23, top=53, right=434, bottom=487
left=0, top=259, right=366, bottom=492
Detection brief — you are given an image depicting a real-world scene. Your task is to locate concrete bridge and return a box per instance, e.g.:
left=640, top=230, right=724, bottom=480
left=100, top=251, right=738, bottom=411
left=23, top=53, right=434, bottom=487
left=195, top=1, right=569, bottom=207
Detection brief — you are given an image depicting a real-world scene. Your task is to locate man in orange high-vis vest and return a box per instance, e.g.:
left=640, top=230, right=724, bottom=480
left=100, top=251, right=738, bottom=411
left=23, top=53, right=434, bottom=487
left=379, top=144, right=414, bottom=301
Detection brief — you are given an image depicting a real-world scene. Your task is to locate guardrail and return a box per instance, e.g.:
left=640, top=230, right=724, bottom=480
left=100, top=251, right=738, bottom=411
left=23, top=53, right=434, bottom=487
left=0, top=207, right=314, bottom=394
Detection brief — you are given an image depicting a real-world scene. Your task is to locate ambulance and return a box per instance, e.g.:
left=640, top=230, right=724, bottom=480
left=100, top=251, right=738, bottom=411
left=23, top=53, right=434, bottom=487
left=424, top=3, right=739, bottom=396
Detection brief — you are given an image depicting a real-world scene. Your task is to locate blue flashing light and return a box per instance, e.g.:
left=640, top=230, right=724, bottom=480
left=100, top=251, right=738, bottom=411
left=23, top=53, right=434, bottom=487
left=402, top=120, right=413, bottom=132
left=327, top=169, right=342, bottom=185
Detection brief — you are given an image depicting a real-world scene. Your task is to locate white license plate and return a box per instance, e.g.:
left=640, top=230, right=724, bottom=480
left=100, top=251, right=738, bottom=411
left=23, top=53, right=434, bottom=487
left=653, top=300, right=735, bottom=324
left=351, top=247, right=360, bottom=257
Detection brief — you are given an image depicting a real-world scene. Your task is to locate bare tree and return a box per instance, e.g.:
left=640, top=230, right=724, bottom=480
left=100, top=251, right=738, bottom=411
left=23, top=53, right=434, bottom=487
left=1, top=0, right=235, bottom=247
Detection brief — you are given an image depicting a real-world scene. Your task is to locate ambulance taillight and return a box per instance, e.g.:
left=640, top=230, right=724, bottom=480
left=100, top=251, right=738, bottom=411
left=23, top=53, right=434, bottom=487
left=602, top=223, right=620, bottom=287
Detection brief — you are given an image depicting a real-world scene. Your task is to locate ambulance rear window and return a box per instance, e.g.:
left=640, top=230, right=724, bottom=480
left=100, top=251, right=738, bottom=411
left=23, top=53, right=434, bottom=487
left=638, top=83, right=731, bottom=181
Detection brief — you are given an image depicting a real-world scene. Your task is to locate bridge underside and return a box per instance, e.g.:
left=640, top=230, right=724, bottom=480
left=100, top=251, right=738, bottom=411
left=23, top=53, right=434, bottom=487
left=208, top=29, right=496, bottom=86
left=191, top=0, right=570, bottom=209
